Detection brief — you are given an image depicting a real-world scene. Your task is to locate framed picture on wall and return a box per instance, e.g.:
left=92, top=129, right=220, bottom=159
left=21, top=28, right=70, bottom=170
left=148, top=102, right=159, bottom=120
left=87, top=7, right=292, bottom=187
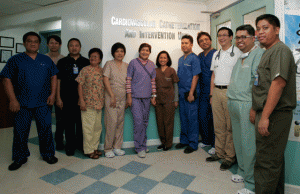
left=0, top=49, right=12, bottom=63
left=0, top=36, right=14, bottom=48
left=16, top=43, right=26, bottom=53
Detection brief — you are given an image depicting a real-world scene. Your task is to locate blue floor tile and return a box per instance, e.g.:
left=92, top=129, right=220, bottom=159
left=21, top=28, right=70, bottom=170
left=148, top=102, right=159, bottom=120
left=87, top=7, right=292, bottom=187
left=119, top=161, right=151, bottom=175
left=182, top=190, right=202, bottom=194
left=81, top=164, right=116, bottom=180
left=40, top=168, right=78, bottom=185
left=76, top=181, right=118, bottom=194
left=161, top=171, right=196, bottom=189
left=121, top=176, right=159, bottom=194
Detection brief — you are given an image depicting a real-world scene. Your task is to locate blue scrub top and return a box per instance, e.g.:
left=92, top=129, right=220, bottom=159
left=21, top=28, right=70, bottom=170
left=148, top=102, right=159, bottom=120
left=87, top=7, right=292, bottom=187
left=0, top=53, right=58, bottom=108
left=198, top=49, right=217, bottom=94
left=178, top=53, right=201, bottom=95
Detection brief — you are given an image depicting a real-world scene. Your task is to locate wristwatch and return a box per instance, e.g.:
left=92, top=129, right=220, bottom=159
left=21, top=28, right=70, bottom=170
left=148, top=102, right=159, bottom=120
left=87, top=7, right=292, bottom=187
left=152, top=94, right=157, bottom=98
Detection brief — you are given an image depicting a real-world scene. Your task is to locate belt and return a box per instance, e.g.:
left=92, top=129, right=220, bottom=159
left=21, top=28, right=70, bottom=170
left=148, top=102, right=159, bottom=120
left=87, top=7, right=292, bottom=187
left=215, top=85, right=228, bottom=89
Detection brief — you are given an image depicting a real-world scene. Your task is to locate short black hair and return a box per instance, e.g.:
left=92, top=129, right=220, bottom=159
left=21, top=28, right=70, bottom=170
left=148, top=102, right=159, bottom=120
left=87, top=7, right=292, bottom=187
left=23, top=31, right=41, bottom=43
left=47, top=35, right=62, bottom=45
left=156, top=50, right=172, bottom=68
left=67, top=38, right=81, bottom=47
left=88, top=48, right=103, bottom=60
left=256, top=14, right=280, bottom=28
left=111, top=42, right=126, bottom=58
left=236, top=24, right=255, bottom=36
left=197, top=32, right=212, bottom=44
left=217, top=27, right=233, bottom=37
left=181, top=34, right=193, bottom=44
left=139, top=43, right=151, bottom=53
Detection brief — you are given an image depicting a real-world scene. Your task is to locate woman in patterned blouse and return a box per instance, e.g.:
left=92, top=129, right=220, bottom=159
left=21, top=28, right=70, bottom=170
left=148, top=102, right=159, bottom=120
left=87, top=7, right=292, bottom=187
left=76, top=48, right=104, bottom=159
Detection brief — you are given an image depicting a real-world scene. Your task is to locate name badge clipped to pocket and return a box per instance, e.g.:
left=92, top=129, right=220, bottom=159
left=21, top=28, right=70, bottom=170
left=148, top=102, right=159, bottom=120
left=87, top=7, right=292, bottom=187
left=73, top=64, right=78, bottom=74
left=254, top=74, right=259, bottom=86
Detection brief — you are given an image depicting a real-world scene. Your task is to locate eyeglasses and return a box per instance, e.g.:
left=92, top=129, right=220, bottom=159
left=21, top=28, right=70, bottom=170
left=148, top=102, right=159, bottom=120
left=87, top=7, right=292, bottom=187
left=217, top=35, right=229, bottom=38
left=234, top=36, right=253, bottom=41
left=26, top=40, right=39, bottom=44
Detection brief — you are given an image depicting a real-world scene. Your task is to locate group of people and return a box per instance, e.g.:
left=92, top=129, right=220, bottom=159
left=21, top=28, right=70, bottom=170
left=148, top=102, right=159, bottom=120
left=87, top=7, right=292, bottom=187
left=0, top=13, right=295, bottom=194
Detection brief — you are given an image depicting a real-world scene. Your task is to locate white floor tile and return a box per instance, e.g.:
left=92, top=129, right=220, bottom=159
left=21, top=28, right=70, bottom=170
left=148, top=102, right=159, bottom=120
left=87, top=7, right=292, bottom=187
left=139, top=165, right=173, bottom=182
left=100, top=170, right=136, bottom=187
left=57, top=174, right=97, bottom=193
left=147, top=182, right=185, bottom=194
left=111, top=188, right=136, bottom=194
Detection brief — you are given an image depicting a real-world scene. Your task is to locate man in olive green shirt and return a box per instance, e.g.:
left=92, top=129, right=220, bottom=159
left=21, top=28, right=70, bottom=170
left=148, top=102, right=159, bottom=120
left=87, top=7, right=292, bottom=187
left=252, top=14, right=296, bottom=194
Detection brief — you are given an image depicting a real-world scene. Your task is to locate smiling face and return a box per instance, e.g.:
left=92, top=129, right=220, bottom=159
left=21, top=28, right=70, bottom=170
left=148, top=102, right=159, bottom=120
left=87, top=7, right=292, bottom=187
left=235, top=30, right=255, bottom=53
left=114, top=48, right=125, bottom=61
left=181, top=38, right=193, bottom=54
left=139, top=46, right=151, bottom=60
left=198, top=35, right=212, bottom=51
left=89, top=52, right=101, bottom=66
left=217, top=29, right=233, bottom=48
left=158, top=53, right=169, bottom=67
left=24, top=35, right=40, bottom=53
left=47, top=38, right=61, bottom=52
left=256, top=19, right=280, bottom=49
left=68, top=40, right=81, bottom=55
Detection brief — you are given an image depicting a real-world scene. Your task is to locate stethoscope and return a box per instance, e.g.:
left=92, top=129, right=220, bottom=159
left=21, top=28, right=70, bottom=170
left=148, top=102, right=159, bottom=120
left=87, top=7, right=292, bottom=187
left=215, top=45, right=235, bottom=60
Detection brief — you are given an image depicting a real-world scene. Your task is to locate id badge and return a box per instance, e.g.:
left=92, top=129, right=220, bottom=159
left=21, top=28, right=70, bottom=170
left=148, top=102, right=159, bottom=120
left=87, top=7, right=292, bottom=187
left=73, top=67, right=78, bottom=74
left=254, top=74, right=259, bottom=86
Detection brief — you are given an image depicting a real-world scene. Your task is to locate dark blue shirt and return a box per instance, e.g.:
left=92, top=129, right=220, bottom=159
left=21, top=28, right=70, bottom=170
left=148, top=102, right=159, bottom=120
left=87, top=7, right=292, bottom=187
left=0, top=53, right=58, bottom=108
left=198, top=49, right=217, bottom=94
left=178, top=53, right=201, bottom=95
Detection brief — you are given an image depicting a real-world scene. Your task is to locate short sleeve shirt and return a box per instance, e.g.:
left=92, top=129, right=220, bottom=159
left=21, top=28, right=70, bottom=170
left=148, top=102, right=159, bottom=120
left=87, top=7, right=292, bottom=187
left=0, top=53, right=58, bottom=108
left=227, top=47, right=264, bottom=101
left=75, top=65, right=104, bottom=110
left=211, top=45, right=242, bottom=85
left=177, top=53, right=201, bottom=95
left=127, top=58, right=156, bottom=98
left=252, top=41, right=296, bottom=111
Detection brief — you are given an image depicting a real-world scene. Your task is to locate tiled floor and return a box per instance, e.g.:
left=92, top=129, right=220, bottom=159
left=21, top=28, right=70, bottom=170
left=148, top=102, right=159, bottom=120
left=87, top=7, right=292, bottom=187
left=0, top=121, right=244, bottom=194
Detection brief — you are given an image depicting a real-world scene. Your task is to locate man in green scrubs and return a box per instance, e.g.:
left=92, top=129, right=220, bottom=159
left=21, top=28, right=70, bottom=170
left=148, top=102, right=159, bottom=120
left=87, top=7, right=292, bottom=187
left=227, top=24, right=264, bottom=194
left=252, top=14, right=296, bottom=194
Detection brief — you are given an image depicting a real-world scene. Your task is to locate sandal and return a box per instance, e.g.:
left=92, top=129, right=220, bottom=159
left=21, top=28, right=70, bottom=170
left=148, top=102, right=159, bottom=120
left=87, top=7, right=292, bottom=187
left=231, top=174, right=244, bottom=183
left=94, top=150, right=102, bottom=156
left=85, top=152, right=99, bottom=159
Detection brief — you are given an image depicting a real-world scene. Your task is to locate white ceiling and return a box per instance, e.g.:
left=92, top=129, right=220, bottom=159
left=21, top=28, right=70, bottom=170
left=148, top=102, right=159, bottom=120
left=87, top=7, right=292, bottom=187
left=0, top=0, right=209, bottom=17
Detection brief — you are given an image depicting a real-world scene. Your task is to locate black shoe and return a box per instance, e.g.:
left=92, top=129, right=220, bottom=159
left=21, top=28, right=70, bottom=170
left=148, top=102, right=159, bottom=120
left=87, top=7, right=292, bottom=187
left=157, top=145, right=164, bottom=150
left=220, top=160, right=234, bottom=171
left=8, top=158, right=28, bottom=171
left=184, top=146, right=196, bottom=154
left=163, top=146, right=171, bottom=151
left=206, top=154, right=221, bottom=162
left=43, top=156, right=58, bottom=164
left=66, top=149, right=75, bottom=156
left=175, top=143, right=188, bottom=149
left=56, top=143, right=65, bottom=151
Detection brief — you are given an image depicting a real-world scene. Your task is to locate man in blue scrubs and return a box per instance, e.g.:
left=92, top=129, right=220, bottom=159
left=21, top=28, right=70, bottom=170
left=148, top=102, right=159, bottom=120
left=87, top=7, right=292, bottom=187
left=175, top=34, right=201, bottom=154
left=1, top=32, right=59, bottom=171
left=197, top=32, right=217, bottom=154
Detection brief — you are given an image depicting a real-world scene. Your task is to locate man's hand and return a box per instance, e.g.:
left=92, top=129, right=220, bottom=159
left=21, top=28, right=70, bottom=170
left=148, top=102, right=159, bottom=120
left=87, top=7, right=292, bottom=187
left=187, top=93, right=195, bottom=103
left=258, top=117, right=270, bottom=136
left=56, top=98, right=63, bottom=109
left=110, top=95, right=117, bottom=108
left=47, top=94, right=55, bottom=106
left=174, top=101, right=179, bottom=108
left=250, top=108, right=256, bottom=124
left=9, top=100, right=20, bottom=113
left=151, top=97, right=156, bottom=106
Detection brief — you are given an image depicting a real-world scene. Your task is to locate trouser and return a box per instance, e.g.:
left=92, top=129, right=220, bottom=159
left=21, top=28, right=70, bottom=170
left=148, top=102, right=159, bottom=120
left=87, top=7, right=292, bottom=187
left=61, top=102, right=83, bottom=151
left=254, top=110, right=292, bottom=194
left=104, top=98, right=126, bottom=152
left=155, top=101, right=176, bottom=148
left=12, top=105, right=55, bottom=162
left=54, top=104, right=63, bottom=145
left=179, top=95, right=199, bottom=150
left=211, top=88, right=235, bottom=162
left=81, top=108, right=102, bottom=154
left=199, top=94, right=215, bottom=146
left=228, top=100, right=255, bottom=191
left=131, top=98, right=151, bottom=153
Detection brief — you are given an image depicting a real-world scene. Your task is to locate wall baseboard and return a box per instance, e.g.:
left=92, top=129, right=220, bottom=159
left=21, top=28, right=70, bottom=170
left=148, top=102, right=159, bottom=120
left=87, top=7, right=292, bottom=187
left=286, top=184, right=300, bottom=194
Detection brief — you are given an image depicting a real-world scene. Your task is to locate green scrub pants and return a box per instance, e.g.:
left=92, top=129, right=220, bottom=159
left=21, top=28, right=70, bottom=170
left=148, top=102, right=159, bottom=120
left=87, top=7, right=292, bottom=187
left=228, top=100, right=255, bottom=192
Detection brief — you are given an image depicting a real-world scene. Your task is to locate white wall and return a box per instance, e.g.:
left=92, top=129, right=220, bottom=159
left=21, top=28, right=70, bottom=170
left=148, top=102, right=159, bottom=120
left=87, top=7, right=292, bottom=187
left=206, top=0, right=240, bottom=12
left=34, top=20, right=61, bottom=33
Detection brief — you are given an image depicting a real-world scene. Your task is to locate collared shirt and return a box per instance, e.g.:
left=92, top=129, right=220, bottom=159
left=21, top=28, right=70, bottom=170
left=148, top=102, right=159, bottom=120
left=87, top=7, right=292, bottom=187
left=252, top=41, right=296, bottom=111
left=45, top=53, right=65, bottom=65
left=210, top=45, right=242, bottom=85
left=227, top=47, right=264, bottom=101
left=76, top=66, right=104, bottom=110
left=178, top=53, right=201, bottom=95
left=56, top=54, right=89, bottom=101
left=198, top=49, right=217, bottom=94
left=126, top=58, right=156, bottom=98
left=0, top=53, right=58, bottom=108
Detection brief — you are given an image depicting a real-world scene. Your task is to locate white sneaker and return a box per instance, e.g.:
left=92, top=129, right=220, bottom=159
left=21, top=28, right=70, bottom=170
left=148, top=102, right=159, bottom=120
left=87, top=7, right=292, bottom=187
left=237, top=188, right=255, bottom=194
left=105, top=151, right=115, bottom=158
left=138, top=150, right=146, bottom=158
left=208, top=147, right=215, bottom=155
left=232, top=174, right=244, bottom=183
left=113, top=149, right=125, bottom=156
left=146, top=148, right=149, bottom=153
left=199, top=143, right=210, bottom=148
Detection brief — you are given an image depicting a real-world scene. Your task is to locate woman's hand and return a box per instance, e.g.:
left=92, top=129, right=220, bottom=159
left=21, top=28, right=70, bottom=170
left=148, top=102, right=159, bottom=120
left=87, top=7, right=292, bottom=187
left=174, top=101, right=179, bottom=108
left=126, top=96, right=132, bottom=108
left=151, top=97, right=156, bottom=106
left=79, top=100, right=87, bottom=111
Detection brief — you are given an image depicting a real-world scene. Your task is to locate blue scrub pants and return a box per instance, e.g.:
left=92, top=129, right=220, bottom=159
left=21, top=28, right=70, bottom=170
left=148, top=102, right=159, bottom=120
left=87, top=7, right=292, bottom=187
left=179, top=96, right=199, bottom=150
left=199, top=94, right=215, bottom=146
left=13, top=105, right=55, bottom=162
